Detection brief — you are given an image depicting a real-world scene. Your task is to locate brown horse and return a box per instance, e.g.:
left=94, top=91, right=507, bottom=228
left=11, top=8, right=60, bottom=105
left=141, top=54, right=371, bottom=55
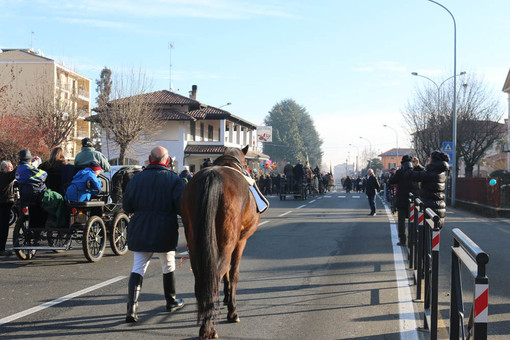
left=181, top=146, right=262, bottom=339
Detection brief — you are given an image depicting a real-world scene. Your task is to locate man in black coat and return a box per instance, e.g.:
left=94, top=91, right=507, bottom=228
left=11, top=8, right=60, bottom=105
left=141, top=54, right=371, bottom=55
left=389, top=155, right=424, bottom=246
left=123, top=146, right=185, bottom=323
left=365, top=169, right=380, bottom=216
left=405, top=151, right=450, bottom=227
left=0, top=161, right=15, bottom=256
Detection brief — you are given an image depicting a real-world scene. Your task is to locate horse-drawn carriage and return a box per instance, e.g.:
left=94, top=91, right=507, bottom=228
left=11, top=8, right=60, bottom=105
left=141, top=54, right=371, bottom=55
left=12, top=167, right=140, bottom=262
left=279, top=176, right=308, bottom=200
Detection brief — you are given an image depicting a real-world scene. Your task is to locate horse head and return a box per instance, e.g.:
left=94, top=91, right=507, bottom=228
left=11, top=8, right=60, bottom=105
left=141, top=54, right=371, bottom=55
left=213, top=145, right=249, bottom=173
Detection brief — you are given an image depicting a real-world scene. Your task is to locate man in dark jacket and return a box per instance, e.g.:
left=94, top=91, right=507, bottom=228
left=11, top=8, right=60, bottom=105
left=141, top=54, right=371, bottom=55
left=123, top=146, right=185, bottom=323
left=389, top=155, right=425, bottom=245
left=365, top=169, right=380, bottom=216
left=405, top=150, right=450, bottom=227
left=0, top=161, right=15, bottom=256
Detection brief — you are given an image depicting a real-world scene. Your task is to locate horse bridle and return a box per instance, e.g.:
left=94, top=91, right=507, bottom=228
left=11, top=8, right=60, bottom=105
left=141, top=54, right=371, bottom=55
left=213, top=155, right=248, bottom=176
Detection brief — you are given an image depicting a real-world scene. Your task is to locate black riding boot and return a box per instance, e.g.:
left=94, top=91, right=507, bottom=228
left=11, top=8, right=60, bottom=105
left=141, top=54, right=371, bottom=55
left=163, top=271, right=184, bottom=312
left=126, top=272, right=143, bottom=323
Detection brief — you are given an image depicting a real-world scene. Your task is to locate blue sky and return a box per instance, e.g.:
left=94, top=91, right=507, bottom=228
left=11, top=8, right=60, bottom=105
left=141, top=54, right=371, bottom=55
left=1, top=0, right=509, bottom=168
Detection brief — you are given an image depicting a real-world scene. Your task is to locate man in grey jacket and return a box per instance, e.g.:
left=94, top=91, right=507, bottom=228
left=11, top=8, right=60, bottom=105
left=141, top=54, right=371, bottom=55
left=122, top=146, right=185, bottom=323
left=74, top=138, right=111, bottom=172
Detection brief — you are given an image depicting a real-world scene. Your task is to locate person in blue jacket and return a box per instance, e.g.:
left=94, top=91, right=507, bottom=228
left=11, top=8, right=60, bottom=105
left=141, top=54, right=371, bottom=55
left=66, top=161, right=102, bottom=202
left=15, top=149, right=48, bottom=205
left=123, top=146, right=185, bottom=323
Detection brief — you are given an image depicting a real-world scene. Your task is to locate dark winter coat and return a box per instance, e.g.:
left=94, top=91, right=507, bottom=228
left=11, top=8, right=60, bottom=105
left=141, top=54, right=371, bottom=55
left=344, top=177, right=352, bottom=190
left=389, top=161, right=424, bottom=210
left=39, top=161, right=75, bottom=196
left=365, top=174, right=380, bottom=196
left=405, top=159, right=449, bottom=225
left=123, top=164, right=185, bottom=252
left=0, top=169, right=16, bottom=204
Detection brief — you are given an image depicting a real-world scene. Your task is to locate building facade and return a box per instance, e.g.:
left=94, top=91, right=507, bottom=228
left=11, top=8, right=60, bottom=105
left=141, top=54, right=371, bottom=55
left=91, top=85, right=268, bottom=173
left=378, top=148, right=415, bottom=170
left=0, top=49, right=91, bottom=158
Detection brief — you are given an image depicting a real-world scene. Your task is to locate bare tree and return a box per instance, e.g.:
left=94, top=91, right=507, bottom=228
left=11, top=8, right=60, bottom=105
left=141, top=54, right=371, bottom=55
left=23, top=86, right=80, bottom=151
left=94, top=69, right=161, bottom=164
left=403, top=74, right=504, bottom=177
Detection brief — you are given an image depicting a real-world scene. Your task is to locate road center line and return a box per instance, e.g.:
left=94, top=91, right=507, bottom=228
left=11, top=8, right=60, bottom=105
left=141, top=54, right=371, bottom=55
left=308, top=199, right=316, bottom=204
left=259, top=220, right=269, bottom=226
left=0, top=276, right=127, bottom=326
left=296, top=205, right=306, bottom=209
left=278, top=211, right=292, bottom=217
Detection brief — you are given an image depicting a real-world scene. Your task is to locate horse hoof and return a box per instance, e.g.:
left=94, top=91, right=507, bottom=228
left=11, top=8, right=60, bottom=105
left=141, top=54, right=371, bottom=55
left=227, top=314, right=240, bottom=323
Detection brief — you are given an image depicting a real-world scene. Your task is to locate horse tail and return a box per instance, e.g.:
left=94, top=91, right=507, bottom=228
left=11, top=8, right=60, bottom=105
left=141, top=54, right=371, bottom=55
left=192, top=168, right=223, bottom=323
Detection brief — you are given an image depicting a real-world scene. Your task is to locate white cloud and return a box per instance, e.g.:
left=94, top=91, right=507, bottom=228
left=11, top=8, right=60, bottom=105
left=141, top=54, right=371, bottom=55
left=53, top=17, right=129, bottom=29
left=35, top=0, right=293, bottom=20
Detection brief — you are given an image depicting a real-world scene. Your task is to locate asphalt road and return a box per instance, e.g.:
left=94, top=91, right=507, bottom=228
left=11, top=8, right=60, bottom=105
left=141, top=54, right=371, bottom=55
left=0, top=189, right=508, bottom=339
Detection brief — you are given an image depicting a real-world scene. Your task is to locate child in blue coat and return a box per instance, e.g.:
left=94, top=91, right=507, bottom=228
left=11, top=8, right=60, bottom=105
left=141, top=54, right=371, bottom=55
left=66, top=162, right=102, bottom=202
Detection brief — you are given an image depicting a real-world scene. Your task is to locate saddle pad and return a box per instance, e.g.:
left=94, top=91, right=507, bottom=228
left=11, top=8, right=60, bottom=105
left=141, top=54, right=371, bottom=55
left=249, top=185, right=269, bottom=213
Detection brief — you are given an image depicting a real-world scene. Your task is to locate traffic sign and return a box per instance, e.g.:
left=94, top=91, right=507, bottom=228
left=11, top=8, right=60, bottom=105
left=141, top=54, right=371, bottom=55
left=442, top=142, right=453, bottom=166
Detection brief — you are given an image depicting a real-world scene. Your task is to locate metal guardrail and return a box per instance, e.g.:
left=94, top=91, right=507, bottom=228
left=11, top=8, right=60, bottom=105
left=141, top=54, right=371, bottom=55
left=405, top=194, right=489, bottom=340
left=423, top=207, right=441, bottom=340
left=450, top=228, right=489, bottom=340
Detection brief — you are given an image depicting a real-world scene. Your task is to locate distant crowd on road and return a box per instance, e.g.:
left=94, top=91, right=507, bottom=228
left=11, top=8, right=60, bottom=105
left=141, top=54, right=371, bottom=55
left=339, top=150, right=450, bottom=246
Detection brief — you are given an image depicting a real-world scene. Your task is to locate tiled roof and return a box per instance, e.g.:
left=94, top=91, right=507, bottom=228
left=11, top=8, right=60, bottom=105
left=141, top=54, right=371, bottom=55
left=379, top=148, right=414, bottom=157
left=187, top=106, right=230, bottom=120
left=161, top=109, right=194, bottom=120
left=184, top=145, right=227, bottom=154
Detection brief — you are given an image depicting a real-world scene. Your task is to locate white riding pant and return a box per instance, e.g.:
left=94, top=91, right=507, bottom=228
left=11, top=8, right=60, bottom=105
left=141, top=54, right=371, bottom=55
left=131, top=251, right=176, bottom=276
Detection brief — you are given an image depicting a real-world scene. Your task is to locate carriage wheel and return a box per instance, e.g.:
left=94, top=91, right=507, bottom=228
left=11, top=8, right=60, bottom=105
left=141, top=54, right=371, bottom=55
left=109, top=213, right=129, bottom=256
left=12, top=216, right=36, bottom=260
left=82, top=216, right=106, bottom=263
left=9, top=206, right=18, bottom=226
left=48, top=230, right=67, bottom=253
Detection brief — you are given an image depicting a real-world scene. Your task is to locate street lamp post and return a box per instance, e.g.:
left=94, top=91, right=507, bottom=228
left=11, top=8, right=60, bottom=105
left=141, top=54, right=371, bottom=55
left=424, top=0, right=458, bottom=206
left=383, top=124, right=399, bottom=167
left=349, top=143, right=359, bottom=175
left=411, top=72, right=465, bottom=148
left=359, top=136, right=372, bottom=169
left=218, top=102, right=232, bottom=109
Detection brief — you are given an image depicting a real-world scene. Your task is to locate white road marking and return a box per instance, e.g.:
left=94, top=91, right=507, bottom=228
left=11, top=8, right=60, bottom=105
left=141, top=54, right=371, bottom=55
left=337, top=196, right=346, bottom=198
left=381, top=198, right=419, bottom=340
left=278, top=211, right=292, bottom=217
left=324, top=195, right=332, bottom=198
left=0, top=276, right=127, bottom=326
left=352, top=196, right=360, bottom=198
left=309, top=199, right=317, bottom=204
left=296, top=205, right=306, bottom=209
left=259, top=220, right=269, bottom=226
left=317, top=197, right=323, bottom=200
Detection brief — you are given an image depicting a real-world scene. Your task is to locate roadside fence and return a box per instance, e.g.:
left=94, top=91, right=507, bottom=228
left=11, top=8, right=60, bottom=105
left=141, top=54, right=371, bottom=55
left=404, top=194, right=489, bottom=340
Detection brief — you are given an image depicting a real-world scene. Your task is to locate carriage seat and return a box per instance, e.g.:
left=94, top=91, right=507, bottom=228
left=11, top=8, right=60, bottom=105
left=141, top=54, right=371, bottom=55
left=67, top=200, right=105, bottom=208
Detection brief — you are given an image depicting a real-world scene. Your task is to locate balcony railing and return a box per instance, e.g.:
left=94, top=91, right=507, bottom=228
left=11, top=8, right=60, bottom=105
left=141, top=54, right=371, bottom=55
left=78, top=88, right=90, bottom=101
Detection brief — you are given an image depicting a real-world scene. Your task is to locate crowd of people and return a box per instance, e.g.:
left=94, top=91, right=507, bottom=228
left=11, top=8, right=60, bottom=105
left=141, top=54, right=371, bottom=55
left=339, top=150, right=450, bottom=245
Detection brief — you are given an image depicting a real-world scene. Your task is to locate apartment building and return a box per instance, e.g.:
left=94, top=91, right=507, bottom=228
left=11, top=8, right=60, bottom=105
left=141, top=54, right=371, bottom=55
left=0, top=49, right=91, bottom=158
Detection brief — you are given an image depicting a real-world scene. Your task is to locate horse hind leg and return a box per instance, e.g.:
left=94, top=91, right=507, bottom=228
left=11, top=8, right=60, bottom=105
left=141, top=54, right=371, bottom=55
left=226, top=240, right=248, bottom=323
left=223, top=273, right=230, bottom=306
